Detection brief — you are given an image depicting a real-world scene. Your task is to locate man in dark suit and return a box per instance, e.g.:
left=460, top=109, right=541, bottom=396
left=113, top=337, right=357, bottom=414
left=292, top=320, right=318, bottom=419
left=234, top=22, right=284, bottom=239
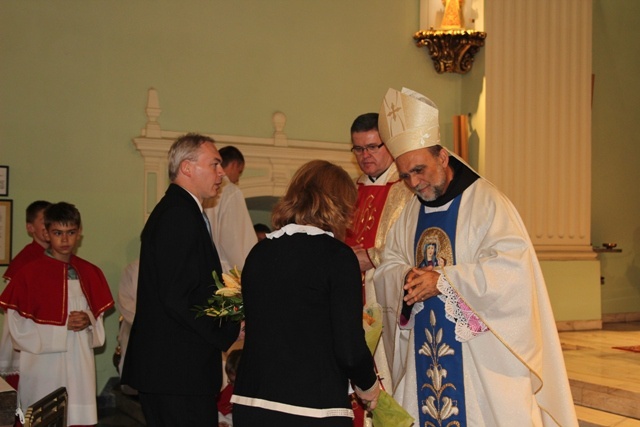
left=122, top=133, right=241, bottom=427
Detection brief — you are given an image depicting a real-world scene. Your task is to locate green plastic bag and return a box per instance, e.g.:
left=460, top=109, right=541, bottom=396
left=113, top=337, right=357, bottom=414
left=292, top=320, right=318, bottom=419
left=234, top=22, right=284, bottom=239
left=362, top=303, right=414, bottom=426
left=371, top=390, right=414, bottom=427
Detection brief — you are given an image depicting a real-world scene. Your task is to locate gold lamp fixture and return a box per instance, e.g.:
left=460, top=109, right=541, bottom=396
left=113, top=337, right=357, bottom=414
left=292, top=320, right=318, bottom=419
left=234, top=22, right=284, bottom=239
left=415, top=0, right=486, bottom=74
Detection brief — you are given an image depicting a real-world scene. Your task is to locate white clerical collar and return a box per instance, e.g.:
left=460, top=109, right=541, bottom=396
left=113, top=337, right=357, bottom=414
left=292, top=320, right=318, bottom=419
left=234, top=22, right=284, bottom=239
left=267, top=223, right=334, bottom=239
left=358, top=163, right=396, bottom=185
left=423, top=199, right=453, bottom=214
left=370, top=165, right=392, bottom=183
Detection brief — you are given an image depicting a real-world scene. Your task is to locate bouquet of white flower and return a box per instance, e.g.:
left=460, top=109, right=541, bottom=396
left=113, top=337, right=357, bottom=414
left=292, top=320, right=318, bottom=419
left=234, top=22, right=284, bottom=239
left=193, top=267, right=244, bottom=322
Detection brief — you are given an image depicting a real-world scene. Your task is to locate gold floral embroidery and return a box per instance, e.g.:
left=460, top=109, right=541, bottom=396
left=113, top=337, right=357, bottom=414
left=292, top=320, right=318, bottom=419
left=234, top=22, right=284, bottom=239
left=418, top=309, right=461, bottom=427
left=351, top=194, right=377, bottom=245
left=370, top=174, right=414, bottom=267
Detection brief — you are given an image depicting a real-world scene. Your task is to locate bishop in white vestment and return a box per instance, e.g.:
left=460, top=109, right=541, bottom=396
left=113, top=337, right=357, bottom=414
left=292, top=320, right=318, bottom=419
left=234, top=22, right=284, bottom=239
left=374, top=88, right=578, bottom=426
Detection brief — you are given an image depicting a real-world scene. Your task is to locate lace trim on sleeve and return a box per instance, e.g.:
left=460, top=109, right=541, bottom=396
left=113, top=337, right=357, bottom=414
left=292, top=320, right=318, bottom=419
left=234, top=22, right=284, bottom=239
left=436, top=273, right=488, bottom=342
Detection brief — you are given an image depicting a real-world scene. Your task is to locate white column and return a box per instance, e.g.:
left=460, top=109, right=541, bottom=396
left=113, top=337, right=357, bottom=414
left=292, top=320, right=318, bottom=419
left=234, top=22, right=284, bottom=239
left=484, top=0, right=594, bottom=260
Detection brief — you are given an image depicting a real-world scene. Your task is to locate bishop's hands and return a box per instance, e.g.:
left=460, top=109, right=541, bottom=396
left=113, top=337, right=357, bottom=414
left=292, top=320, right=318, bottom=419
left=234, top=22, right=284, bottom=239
left=404, top=266, right=441, bottom=305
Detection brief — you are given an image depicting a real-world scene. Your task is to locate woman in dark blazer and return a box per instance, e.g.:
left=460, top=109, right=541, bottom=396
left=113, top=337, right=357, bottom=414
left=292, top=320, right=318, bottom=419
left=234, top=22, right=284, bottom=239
left=232, top=160, right=380, bottom=427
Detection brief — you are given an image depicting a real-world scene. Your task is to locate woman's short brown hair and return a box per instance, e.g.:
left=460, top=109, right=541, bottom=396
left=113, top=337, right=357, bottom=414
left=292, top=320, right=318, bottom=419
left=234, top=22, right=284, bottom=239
left=271, top=160, right=357, bottom=241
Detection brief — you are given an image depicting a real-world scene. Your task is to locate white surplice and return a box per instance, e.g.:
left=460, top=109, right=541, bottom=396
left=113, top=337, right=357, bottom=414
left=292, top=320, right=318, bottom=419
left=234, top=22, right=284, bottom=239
left=205, top=177, right=257, bottom=272
left=7, top=279, right=106, bottom=425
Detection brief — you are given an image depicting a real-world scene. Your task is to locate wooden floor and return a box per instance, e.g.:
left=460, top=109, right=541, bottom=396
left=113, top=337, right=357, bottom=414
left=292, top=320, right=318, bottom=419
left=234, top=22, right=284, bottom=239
left=560, top=322, right=640, bottom=426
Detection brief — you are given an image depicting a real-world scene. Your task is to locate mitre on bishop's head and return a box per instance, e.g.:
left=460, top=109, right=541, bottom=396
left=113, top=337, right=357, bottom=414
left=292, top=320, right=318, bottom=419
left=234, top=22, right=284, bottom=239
left=378, top=87, right=440, bottom=159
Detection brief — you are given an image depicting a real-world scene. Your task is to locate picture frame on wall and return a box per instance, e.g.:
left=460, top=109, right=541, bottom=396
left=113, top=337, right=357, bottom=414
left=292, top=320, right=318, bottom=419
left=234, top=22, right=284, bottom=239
left=0, top=199, right=12, bottom=265
left=0, top=166, right=8, bottom=197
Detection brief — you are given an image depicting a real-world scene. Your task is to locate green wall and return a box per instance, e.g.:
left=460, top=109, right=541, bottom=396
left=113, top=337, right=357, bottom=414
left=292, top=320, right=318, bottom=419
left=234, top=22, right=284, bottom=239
left=591, top=0, right=640, bottom=314
left=541, top=261, right=601, bottom=322
left=0, top=1, right=461, bottom=392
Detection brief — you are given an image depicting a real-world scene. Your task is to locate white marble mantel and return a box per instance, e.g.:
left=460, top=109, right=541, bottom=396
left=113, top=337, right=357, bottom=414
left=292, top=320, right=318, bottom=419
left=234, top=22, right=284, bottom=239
left=133, top=88, right=358, bottom=222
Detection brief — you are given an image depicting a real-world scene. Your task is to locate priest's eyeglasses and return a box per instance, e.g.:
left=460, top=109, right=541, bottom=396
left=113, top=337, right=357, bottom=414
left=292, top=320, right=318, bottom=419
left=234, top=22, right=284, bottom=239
left=351, top=143, right=385, bottom=155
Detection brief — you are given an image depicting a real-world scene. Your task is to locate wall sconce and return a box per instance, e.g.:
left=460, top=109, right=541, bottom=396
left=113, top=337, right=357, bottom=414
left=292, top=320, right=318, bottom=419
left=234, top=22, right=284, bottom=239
left=414, top=29, right=486, bottom=74
left=415, top=0, right=486, bottom=74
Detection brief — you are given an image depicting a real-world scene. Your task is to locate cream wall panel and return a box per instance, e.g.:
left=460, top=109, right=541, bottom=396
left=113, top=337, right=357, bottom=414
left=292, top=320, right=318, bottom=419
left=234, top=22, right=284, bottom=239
left=485, top=0, right=593, bottom=260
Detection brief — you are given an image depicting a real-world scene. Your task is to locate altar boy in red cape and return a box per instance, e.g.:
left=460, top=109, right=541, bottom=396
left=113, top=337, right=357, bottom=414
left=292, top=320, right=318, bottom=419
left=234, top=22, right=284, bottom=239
left=2, top=200, right=52, bottom=282
left=0, top=202, right=113, bottom=427
left=1, top=200, right=52, bottom=390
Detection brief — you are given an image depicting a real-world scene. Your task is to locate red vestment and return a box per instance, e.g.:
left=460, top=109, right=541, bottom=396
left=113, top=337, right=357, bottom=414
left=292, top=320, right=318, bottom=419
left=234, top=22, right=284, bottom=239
left=346, top=178, right=400, bottom=427
left=217, top=383, right=234, bottom=416
left=2, top=240, right=45, bottom=281
left=0, top=253, right=113, bottom=325
left=346, top=183, right=394, bottom=250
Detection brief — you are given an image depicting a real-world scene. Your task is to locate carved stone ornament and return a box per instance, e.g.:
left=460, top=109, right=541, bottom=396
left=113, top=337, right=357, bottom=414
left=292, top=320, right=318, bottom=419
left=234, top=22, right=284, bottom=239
left=414, top=29, right=487, bottom=74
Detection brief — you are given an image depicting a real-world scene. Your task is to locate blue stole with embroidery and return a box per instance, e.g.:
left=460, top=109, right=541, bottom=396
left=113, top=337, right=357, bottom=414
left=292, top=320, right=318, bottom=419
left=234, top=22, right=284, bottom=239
left=413, top=194, right=466, bottom=426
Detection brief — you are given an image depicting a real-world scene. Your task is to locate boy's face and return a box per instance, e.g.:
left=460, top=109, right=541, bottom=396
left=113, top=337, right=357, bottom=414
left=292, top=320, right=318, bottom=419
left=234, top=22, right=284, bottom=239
left=26, top=211, right=49, bottom=248
left=44, top=222, right=80, bottom=262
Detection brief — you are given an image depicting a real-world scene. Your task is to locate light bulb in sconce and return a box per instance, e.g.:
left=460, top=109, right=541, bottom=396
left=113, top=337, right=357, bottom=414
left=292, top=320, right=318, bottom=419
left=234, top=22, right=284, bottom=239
left=415, top=0, right=486, bottom=74
left=441, top=0, right=465, bottom=30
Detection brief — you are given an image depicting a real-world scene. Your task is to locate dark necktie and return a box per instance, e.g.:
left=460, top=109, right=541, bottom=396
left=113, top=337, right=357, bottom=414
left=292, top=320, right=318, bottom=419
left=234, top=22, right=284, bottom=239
left=202, top=212, right=212, bottom=238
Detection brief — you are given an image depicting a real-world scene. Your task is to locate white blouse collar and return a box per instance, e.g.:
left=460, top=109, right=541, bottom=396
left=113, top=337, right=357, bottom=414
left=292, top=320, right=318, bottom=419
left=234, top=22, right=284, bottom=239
left=267, top=223, right=334, bottom=239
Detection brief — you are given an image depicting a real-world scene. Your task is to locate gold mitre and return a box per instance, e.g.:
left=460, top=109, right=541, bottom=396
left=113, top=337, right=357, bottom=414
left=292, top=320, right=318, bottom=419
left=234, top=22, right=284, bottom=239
left=378, top=87, right=440, bottom=159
